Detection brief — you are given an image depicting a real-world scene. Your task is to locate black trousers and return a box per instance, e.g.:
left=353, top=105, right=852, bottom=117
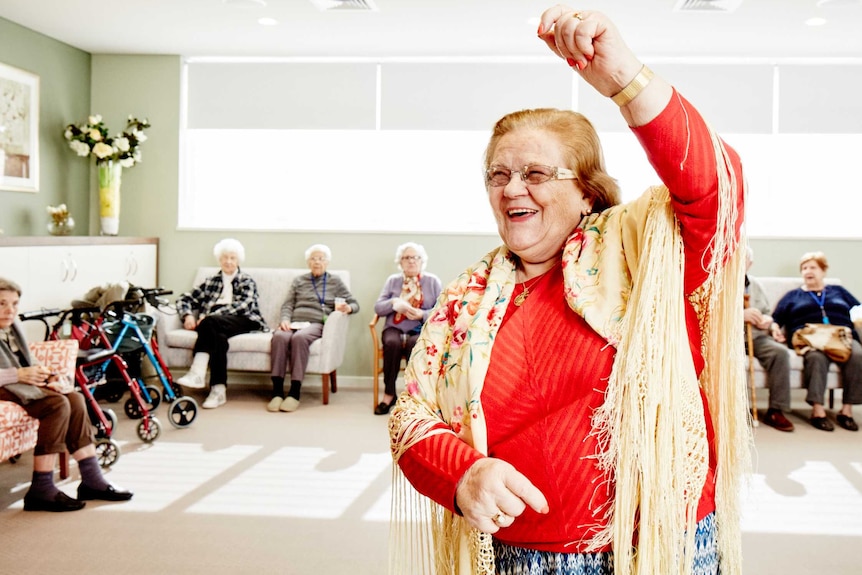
left=193, top=315, right=259, bottom=386
left=381, top=327, right=419, bottom=396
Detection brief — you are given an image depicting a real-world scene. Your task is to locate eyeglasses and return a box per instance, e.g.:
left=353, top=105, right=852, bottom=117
left=308, top=256, right=327, bottom=262
left=401, top=255, right=421, bottom=262
left=485, top=164, right=577, bottom=187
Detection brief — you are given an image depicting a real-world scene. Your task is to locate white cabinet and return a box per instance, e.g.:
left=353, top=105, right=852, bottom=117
left=0, top=238, right=158, bottom=341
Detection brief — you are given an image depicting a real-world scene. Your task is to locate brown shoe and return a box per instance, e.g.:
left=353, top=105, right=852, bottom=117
left=762, top=408, right=794, bottom=432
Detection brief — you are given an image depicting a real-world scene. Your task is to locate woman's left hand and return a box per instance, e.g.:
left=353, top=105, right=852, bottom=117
left=335, top=302, right=351, bottom=314
left=537, top=7, right=640, bottom=98
left=537, top=6, right=671, bottom=124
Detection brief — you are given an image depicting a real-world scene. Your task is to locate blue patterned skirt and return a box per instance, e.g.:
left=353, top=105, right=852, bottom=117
left=493, top=512, right=719, bottom=575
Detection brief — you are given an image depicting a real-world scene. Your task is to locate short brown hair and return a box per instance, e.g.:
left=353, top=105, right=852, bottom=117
left=483, top=108, right=621, bottom=214
left=0, top=278, right=22, bottom=296
left=799, top=251, right=829, bottom=272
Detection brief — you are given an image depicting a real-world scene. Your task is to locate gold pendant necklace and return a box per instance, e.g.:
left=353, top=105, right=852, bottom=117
left=513, top=274, right=545, bottom=307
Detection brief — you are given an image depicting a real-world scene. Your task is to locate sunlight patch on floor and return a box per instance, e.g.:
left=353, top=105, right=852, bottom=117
left=187, top=446, right=391, bottom=518
left=53, top=442, right=260, bottom=513
left=741, top=460, right=862, bottom=535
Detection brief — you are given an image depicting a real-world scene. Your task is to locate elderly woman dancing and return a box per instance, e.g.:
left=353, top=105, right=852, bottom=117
left=387, top=6, right=751, bottom=575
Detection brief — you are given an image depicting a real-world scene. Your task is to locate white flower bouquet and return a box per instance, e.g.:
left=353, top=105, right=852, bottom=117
left=63, top=114, right=151, bottom=168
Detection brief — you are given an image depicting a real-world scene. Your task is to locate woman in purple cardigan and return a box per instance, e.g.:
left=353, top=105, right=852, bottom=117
left=373, top=242, right=442, bottom=415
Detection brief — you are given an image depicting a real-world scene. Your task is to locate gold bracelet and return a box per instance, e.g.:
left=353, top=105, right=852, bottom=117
left=610, top=65, right=655, bottom=107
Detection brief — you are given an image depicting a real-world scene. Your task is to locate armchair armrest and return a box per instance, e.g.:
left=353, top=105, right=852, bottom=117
left=316, top=310, right=351, bottom=373
left=154, top=306, right=182, bottom=345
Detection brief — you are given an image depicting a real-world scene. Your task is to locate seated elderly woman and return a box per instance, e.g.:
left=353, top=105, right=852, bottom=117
left=373, top=242, right=442, bottom=415
left=175, top=238, right=267, bottom=409
left=268, top=244, right=359, bottom=413
left=773, top=251, right=862, bottom=432
left=0, top=278, right=132, bottom=512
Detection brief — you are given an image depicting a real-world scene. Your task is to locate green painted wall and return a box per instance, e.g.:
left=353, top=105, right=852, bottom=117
left=0, top=17, right=90, bottom=236
left=7, top=22, right=862, bottom=385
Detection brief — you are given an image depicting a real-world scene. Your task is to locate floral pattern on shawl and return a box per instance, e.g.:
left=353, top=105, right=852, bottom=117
left=390, top=190, right=654, bottom=460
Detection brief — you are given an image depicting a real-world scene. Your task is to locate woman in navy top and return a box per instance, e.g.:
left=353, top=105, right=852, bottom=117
left=773, top=251, right=862, bottom=431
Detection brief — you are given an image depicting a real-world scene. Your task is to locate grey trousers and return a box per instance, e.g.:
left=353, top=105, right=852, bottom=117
left=748, top=333, right=792, bottom=411
left=803, top=339, right=862, bottom=406
left=270, top=323, right=323, bottom=382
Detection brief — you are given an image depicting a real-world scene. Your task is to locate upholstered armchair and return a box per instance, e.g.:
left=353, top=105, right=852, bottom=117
left=154, top=267, right=352, bottom=404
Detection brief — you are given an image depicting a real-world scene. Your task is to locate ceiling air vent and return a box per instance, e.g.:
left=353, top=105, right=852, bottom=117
left=309, top=0, right=379, bottom=11
left=673, top=0, right=743, bottom=12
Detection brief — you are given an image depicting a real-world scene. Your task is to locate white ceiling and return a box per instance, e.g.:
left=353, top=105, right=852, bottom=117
left=1, top=0, right=861, bottom=60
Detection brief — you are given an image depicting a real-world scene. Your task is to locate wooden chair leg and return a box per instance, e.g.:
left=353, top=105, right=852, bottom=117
left=59, top=451, right=69, bottom=480
left=372, top=356, right=380, bottom=410
left=321, top=374, right=330, bottom=405
left=330, top=371, right=337, bottom=393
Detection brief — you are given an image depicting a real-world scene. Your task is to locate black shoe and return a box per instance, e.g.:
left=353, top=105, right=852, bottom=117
left=837, top=414, right=859, bottom=432
left=77, top=483, right=134, bottom=502
left=809, top=416, right=835, bottom=432
left=374, top=399, right=396, bottom=416
left=23, top=490, right=86, bottom=512
left=762, top=408, right=794, bottom=432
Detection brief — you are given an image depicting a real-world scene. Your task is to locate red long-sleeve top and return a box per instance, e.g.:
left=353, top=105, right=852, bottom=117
left=398, top=91, right=744, bottom=553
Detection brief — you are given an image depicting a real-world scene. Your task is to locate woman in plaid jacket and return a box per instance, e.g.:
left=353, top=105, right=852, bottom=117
left=176, top=238, right=267, bottom=408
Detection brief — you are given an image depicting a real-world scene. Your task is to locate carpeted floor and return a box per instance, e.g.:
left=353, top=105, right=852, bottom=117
left=2, top=386, right=862, bottom=574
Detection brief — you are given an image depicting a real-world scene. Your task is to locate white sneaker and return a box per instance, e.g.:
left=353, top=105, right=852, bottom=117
left=266, top=397, right=284, bottom=412
left=177, top=372, right=205, bottom=389
left=202, top=385, right=227, bottom=409
left=279, top=396, right=300, bottom=412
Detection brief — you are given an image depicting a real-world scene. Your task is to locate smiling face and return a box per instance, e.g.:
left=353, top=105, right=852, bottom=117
left=307, top=251, right=329, bottom=277
left=487, top=128, right=591, bottom=272
left=0, top=290, right=19, bottom=330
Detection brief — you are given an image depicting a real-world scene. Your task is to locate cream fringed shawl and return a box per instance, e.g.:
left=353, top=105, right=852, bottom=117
left=388, top=172, right=750, bottom=573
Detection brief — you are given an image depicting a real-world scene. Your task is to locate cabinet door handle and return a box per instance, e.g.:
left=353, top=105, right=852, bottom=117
left=61, top=258, right=70, bottom=282
left=69, top=257, right=78, bottom=281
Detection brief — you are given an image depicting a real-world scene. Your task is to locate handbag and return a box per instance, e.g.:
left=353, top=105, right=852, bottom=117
left=791, top=323, right=853, bottom=363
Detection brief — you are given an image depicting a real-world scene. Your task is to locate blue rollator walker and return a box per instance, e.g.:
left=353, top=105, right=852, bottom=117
left=101, top=290, right=199, bottom=430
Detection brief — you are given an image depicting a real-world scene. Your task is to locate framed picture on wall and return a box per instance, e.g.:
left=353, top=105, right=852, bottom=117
left=0, top=61, right=40, bottom=193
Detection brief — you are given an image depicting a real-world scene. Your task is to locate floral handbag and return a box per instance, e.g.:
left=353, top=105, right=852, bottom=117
left=791, top=323, right=853, bottom=363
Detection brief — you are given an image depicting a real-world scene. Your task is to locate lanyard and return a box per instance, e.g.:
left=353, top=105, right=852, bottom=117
left=808, top=288, right=829, bottom=324
left=311, top=272, right=327, bottom=306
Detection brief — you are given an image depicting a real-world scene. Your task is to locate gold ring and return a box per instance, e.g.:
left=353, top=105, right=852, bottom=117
left=573, top=12, right=584, bottom=20
left=491, top=512, right=508, bottom=526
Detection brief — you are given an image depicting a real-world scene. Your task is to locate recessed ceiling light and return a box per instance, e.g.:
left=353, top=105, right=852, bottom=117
left=258, top=17, right=278, bottom=26
left=805, top=17, right=828, bottom=26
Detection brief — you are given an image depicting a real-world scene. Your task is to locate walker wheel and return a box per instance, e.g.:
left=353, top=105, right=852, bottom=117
left=142, top=385, right=162, bottom=410
left=168, top=396, right=199, bottom=429
left=124, top=398, right=143, bottom=420
left=93, top=408, right=118, bottom=439
left=95, top=438, right=121, bottom=468
left=103, top=387, right=126, bottom=403
left=137, top=416, right=161, bottom=443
